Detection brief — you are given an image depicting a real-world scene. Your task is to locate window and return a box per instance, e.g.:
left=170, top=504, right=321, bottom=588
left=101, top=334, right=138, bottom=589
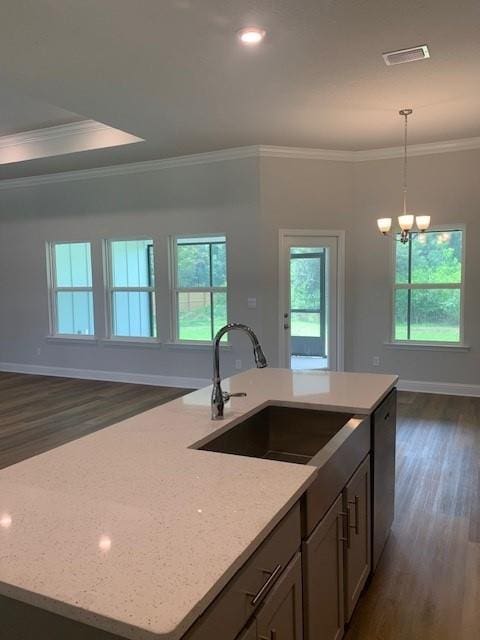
left=393, top=229, right=464, bottom=343
left=172, top=236, right=227, bottom=341
left=107, top=239, right=156, bottom=338
left=49, top=242, right=94, bottom=336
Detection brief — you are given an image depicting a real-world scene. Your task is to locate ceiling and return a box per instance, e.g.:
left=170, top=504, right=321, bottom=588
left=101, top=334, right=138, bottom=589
left=0, top=86, right=83, bottom=137
left=0, top=0, right=479, bottom=178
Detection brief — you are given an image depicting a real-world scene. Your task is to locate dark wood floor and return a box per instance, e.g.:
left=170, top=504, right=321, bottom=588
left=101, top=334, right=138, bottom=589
left=0, top=372, right=189, bottom=469
left=346, top=391, right=480, bottom=640
left=1, top=375, right=478, bottom=638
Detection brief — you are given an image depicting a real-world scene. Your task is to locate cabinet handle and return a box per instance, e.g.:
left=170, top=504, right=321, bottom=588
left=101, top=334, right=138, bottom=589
left=348, top=496, right=360, bottom=535
left=249, top=564, right=282, bottom=606
left=384, top=411, right=390, bottom=421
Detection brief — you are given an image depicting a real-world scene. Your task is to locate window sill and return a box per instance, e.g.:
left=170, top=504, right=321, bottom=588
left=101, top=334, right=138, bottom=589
left=165, top=341, right=232, bottom=350
left=46, top=335, right=98, bottom=345
left=100, top=338, right=161, bottom=348
left=384, top=341, right=470, bottom=352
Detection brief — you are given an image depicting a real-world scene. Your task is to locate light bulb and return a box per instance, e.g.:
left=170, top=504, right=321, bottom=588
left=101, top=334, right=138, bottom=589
left=398, top=214, right=414, bottom=231
left=237, top=27, right=266, bottom=45
left=0, top=513, right=12, bottom=529
left=377, top=218, right=392, bottom=234
left=415, top=215, right=431, bottom=231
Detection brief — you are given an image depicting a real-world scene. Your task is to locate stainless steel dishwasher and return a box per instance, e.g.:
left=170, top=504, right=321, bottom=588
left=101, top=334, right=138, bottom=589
left=371, top=388, right=397, bottom=571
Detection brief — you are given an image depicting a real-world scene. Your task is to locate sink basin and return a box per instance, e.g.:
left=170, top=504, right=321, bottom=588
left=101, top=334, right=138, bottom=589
left=199, top=405, right=354, bottom=465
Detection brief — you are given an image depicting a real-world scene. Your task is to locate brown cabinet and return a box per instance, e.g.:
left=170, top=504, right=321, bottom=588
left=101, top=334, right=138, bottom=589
left=344, top=455, right=371, bottom=622
left=185, top=504, right=301, bottom=640
left=256, top=553, right=303, bottom=640
left=237, top=621, right=257, bottom=640
left=302, top=454, right=371, bottom=638
left=302, top=495, right=344, bottom=640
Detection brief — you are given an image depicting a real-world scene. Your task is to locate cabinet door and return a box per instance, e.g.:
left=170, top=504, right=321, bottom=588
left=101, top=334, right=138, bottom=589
left=236, top=621, right=256, bottom=640
left=344, top=455, right=371, bottom=621
left=372, top=389, right=396, bottom=570
left=256, top=553, right=303, bottom=640
left=302, top=494, right=344, bottom=640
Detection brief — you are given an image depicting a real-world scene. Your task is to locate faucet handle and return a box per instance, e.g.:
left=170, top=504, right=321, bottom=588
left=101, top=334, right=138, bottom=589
left=222, top=391, right=247, bottom=402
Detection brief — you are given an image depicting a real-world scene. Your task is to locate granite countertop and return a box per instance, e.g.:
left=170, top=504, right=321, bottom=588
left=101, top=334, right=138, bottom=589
left=0, top=368, right=397, bottom=640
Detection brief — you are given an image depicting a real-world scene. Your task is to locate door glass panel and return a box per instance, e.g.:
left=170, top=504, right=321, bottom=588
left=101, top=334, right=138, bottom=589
left=289, top=247, right=327, bottom=370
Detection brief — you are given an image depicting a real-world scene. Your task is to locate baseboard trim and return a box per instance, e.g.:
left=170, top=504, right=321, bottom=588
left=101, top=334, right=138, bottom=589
left=398, top=379, right=480, bottom=397
left=2, top=363, right=478, bottom=398
left=0, top=362, right=209, bottom=390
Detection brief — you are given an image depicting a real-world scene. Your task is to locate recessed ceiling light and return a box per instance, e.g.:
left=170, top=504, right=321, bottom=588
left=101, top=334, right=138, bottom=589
left=237, top=26, right=266, bottom=45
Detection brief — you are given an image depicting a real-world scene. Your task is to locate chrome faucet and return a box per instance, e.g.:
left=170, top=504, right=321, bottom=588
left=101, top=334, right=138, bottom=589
left=211, top=323, right=267, bottom=420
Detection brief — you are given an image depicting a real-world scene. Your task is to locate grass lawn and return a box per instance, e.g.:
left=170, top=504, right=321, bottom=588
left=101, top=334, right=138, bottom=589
left=395, top=324, right=459, bottom=342
left=291, top=318, right=321, bottom=337
left=179, top=317, right=459, bottom=344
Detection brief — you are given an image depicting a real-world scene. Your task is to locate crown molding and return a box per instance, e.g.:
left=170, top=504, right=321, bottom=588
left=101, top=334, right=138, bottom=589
left=259, top=137, right=480, bottom=162
left=352, top=135, right=480, bottom=161
left=257, top=144, right=353, bottom=162
left=1, top=134, right=480, bottom=189
left=0, top=145, right=260, bottom=190
left=0, top=120, right=143, bottom=167
left=0, top=120, right=108, bottom=149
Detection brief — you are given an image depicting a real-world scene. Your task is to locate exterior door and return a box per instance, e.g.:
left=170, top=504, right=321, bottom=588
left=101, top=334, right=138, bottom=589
left=280, top=231, right=342, bottom=371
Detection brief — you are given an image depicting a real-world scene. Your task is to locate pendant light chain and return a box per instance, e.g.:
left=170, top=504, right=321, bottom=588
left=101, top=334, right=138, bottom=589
left=376, top=108, right=431, bottom=242
left=403, top=111, right=408, bottom=215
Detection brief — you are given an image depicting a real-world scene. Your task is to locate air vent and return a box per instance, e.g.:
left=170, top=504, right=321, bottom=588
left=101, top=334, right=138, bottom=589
left=383, top=45, right=430, bottom=66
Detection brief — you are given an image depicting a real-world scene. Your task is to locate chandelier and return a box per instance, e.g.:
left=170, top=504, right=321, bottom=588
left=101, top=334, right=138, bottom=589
left=377, top=109, right=431, bottom=244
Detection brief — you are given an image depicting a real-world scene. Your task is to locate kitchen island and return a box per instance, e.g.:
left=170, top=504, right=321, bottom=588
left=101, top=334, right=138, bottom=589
left=0, top=368, right=397, bottom=640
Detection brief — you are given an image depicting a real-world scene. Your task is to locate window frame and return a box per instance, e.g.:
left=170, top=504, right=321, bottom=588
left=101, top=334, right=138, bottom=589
left=104, top=237, right=158, bottom=341
left=391, top=224, right=466, bottom=346
left=170, top=233, right=228, bottom=344
left=47, top=240, right=95, bottom=339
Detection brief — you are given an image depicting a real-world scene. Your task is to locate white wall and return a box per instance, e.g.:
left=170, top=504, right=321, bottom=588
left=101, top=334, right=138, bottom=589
left=259, top=149, right=480, bottom=387
left=0, top=157, right=262, bottom=385
left=351, top=149, right=480, bottom=385
left=1, top=147, right=479, bottom=390
left=258, top=156, right=354, bottom=367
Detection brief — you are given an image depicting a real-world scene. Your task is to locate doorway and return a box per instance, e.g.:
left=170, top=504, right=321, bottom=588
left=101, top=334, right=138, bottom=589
left=279, top=230, right=344, bottom=371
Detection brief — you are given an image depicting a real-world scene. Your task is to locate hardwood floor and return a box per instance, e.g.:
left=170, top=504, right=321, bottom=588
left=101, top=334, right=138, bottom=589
left=346, top=391, right=480, bottom=640
left=0, top=372, right=189, bottom=470
left=1, top=377, right=478, bottom=638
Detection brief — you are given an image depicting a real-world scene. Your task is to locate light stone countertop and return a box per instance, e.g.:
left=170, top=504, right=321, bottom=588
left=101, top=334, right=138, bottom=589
left=0, top=368, right=397, bottom=640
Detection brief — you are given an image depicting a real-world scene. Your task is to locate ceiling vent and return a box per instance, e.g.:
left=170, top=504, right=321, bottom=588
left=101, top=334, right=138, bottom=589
left=383, top=44, right=430, bottom=66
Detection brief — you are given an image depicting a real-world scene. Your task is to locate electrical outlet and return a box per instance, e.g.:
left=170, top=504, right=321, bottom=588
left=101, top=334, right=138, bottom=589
left=372, top=356, right=380, bottom=366
left=247, top=297, right=257, bottom=309
left=235, top=359, right=242, bottom=370
left=36, top=347, right=41, bottom=356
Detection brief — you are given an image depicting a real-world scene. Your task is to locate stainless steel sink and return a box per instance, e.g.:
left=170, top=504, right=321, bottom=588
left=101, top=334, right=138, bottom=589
left=199, top=405, right=354, bottom=465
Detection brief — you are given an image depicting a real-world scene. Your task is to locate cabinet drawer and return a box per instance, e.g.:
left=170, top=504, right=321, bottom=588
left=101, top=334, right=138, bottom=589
left=185, top=503, right=301, bottom=640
